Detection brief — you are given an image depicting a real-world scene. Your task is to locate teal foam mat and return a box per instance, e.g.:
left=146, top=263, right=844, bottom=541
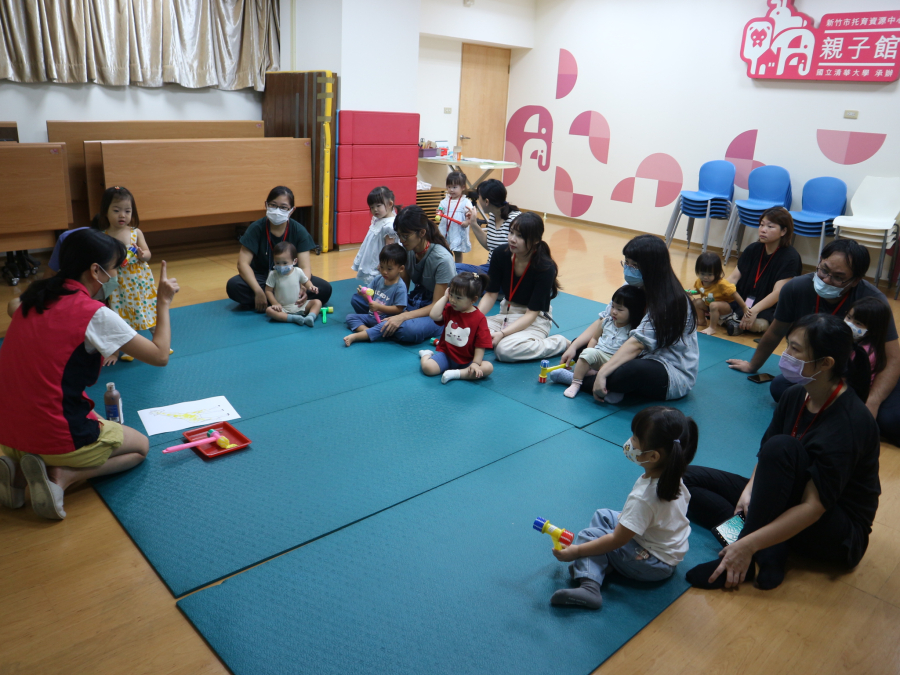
left=178, top=429, right=721, bottom=675
left=92, top=374, right=570, bottom=596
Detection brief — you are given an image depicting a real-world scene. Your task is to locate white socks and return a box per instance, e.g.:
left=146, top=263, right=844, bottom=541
left=441, top=370, right=461, bottom=384
left=419, top=350, right=433, bottom=359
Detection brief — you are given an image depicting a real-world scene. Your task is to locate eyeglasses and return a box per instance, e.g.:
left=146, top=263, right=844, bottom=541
left=816, top=263, right=852, bottom=287
left=620, top=260, right=639, bottom=271
left=266, top=202, right=292, bottom=213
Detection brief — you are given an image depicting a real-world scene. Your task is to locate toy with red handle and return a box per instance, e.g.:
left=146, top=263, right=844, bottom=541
left=533, top=517, right=575, bottom=550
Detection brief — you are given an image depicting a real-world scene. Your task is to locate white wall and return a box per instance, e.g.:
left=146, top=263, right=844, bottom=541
left=287, top=0, right=343, bottom=74
left=417, top=36, right=462, bottom=143
left=505, top=0, right=900, bottom=269
left=0, top=81, right=263, bottom=143
left=420, top=0, right=536, bottom=48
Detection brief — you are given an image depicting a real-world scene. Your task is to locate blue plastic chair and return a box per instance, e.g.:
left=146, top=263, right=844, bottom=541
left=789, top=177, right=847, bottom=257
left=723, top=166, right=792, bottom=262
left=665, top=160, right=736, bottom=252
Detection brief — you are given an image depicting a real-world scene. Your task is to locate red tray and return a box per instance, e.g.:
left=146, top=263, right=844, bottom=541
left=181, top=421, right=251, bottom=459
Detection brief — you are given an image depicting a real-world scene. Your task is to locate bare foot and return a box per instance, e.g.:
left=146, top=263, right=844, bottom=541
left=701, top=326, right=717, bottom=336
left=343, top=332, right=366, bottom=347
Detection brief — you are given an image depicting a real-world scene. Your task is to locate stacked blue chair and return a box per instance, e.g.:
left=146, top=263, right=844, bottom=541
left=789, top=177, right=847, bottom=257
left=723, top=165, right=792, bottom=263
left=665, top=160, right=736, bottom=253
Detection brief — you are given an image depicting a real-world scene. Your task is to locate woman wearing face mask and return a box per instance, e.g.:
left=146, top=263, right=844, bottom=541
left=0, top=229, right=179, bottom=520
left=561, top=234, right=699, bottom=402
left=684, top=313, right=879, bottom=591
left=226, top=186, right=333, bottom=312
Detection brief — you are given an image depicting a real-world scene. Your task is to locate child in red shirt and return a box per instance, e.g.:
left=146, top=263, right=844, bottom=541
left=419, top=272, right=494, bottom=384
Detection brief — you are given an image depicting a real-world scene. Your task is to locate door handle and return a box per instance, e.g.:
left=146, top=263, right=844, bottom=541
left=459, top=135, right=471, bottom=140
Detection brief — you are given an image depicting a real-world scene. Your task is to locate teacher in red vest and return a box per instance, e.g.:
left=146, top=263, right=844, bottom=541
left=0, top=229, right=179, bottom=520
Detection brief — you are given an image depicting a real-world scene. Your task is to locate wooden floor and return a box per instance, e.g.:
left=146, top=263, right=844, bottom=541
left=2, top=221, right=900, bottom=675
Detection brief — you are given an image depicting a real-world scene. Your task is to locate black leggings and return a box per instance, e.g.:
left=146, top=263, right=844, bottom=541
left=581, top=357, right=669, bottom=401
left=226, top=272, right=333, bottom=308
left=684, top=435, right=866, bottom=569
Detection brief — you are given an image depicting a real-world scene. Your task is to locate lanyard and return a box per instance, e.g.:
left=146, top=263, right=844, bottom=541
left=509, top=254, right=531, bottom=304
left=815, top=292, right=850, bottom=316
left=442, top=197, right=464, bottom=225
left=266, top=223, right=289, bottom=257
left=754, top=247, right=779, bottom=288
left=415, top=241, right=430, bottom=261
left=791, top=382, right=843, bottom=439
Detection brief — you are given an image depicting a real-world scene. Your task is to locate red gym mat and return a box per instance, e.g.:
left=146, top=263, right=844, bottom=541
left=337, top=145, right=419, bottom=179
left=338, top=111, right=419, bottom=146
left=336, top=176, right=416, bottom=213
left=336, top=210, right=374, bottom=245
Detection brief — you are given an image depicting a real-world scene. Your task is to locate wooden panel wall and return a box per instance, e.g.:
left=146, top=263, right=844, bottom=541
left=47, top=120, right=265, bottom=227
left=262, top=71, right=338, bottom=251
left=0, top=143, right=71, bottom=251
left=99, top=138, right=312, bottom=232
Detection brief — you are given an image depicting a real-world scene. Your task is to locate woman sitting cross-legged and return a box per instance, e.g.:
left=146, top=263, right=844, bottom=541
left=683, top=313, right=880, bottom=590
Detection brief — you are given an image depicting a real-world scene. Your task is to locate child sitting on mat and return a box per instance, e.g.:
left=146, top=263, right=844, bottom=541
left=418, top=272, right=493, bottom=384
left=352, top=186, right=398, bottom=287
left=343, top=244, right=408, bottom=346
left=265, top=241, right=322, bottom=327
left=552, top=284, right=646, bottom=403
left=691, top=252, right=748, bottom=336
left=549, top=406, right=696, bottom=610
left=436, top=171, right=473, bottom=264
left=845, top=296, right=892, bottom=385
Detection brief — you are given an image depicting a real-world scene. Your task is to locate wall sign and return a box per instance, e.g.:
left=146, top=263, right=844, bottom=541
left=741, top=1, right=900, bottom=82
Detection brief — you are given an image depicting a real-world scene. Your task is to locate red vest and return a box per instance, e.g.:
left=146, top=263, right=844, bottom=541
left=0, top=281, right=105, bottom=454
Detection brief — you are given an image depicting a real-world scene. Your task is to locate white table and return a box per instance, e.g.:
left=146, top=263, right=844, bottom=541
left=418, top=156, right=518, bottom=188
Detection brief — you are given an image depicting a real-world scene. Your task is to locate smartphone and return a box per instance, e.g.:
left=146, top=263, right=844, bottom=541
left=712, top=513, right=745, bottom=547
left=748, top=373, right=775, bottom=384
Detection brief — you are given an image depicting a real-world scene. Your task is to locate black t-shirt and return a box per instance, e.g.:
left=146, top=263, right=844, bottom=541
left=735, top=243, right=802, bottom=322
left=486, top=245, right=558, bottom=312
left=239, top=217, right=317, bottom=275
left=774, top=273, right=899, bottom=341
left=762, top=384, right=880, bottom=547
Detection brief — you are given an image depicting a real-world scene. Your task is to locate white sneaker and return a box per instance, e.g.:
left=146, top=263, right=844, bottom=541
left=20, top=454, right=66, bottom=520
left=0, top=456, right=25, bottom=509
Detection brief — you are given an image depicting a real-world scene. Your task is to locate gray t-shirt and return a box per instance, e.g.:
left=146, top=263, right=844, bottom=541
left=630, top=296, right=699, bottom=399
left=406, top=244, right=455, bottom=305
left=367, top=274, right=408, bottom=315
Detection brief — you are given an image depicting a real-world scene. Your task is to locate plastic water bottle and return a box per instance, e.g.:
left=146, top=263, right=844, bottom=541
left=104, top=382, right=123, bottom=424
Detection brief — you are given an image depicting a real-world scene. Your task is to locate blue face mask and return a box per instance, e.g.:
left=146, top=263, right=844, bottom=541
left=275, top=264, right=293, bottom=275
left=813, top=271, right=847, bottom=300
left=624, top=265, right=643, bottom=287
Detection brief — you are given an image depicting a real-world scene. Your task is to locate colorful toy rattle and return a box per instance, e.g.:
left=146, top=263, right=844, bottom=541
left=321, top=306, right=334, bottom=324
left=533, top=517, right=574, bottom=550
left=358, top=287, right=381, bottom=322
left=538, top=359, right=574, bottom=383
left=163, top=430, right=236, bottom=454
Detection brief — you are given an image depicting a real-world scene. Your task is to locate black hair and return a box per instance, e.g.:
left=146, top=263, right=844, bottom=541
left=91, top=186, right=139, bottom=230
left=622, top=235, right=697, bottom=348
left=446, top=171, right=467, bottom=189
left=393, top=205, right=452, bottom=252
left=449, top=271, right=489, bottom=301
left=20, top=229, right=126, bottom=316
left=266, top=186, right=295, bottom=208
left=848, top=296, right=892, bottom=376
left=820, top=239, right=870, bottom=280
left=477, top=179, right=519, bottom=221
left=610, top=284, right=647, bottom=329
left=273, top=241, right=297, bottom=259
left=367, top=186, right=396, bottom=210
left=379, top=243, right=407, bottom=268
left=631, top=406, right=698, bottom=501
left=695, top=251, right=724, bottom=281
left=788, top=313, right=871, bottom=400
left=509, top=212, right=560, bottom=298
left=760, top=206, right=794, bottom=247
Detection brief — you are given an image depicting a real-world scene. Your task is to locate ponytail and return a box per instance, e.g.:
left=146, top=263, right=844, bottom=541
left=847, top=343, right=873, bottom=402
left=394, top=205, right=452, bottom=253
left=477, top=179, right=519, bottom=221
left=631, top=406, right=698, bottom=501
left=449, top=271, right=489, bottom=301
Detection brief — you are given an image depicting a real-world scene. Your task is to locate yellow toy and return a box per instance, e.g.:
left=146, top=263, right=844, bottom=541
left=538, top=359, right=574, bottom=384
left=533, top=518, right=575, bottom=550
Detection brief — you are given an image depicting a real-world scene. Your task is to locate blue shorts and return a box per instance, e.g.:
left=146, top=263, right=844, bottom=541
left=428, top=351, right=470, bottom=374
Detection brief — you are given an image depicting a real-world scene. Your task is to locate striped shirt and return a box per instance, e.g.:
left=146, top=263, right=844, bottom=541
left=485, top=210, right=520, bottom=263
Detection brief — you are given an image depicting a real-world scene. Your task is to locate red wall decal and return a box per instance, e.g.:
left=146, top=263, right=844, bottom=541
left=817, top=129, right=887, bottom=164
left=611, top=154, right=683, bottom=207
left=503, top=105, right=553, bottom=186
left=556, top=49, right=578, bottom=99
left=554, top=167, right=593, bottom=218
left=725, top=130, right=766, bottom=189
left=569, top=111, right=611, bottom=164
left=740, top=1, right=900, bottom=82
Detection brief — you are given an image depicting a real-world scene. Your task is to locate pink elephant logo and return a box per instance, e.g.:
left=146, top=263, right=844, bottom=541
left=503, top=105, right=553, bottom=186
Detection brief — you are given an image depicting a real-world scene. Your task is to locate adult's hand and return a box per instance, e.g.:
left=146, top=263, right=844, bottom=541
left=739, top=310, right=757, bottom=331
left=735, top=486, right=752, bottom=518
left=254, top=290, right=268, bottom=313
left=560, top=343, right=578, bottom=366
left=592, top=373, right=608, bottom=398
left=491, top=331, right=505, bottom=349
left=380, top=313, right=406, bottom=337
left=727, top=359, right=756, bottom=373
left=157, top=261, right=180, bottom=306
left=296, top=286, right=309, bottom=305
left=708, top=538, right=754, bottom=588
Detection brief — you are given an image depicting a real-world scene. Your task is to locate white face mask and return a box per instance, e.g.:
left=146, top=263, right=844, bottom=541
left=844, top=319, right=867, bottom=341
left=267, top=207, right=291, bottom=226
left=623, top=438, right=651, bottom=465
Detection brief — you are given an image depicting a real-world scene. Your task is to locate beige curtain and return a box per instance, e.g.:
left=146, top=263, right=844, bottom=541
left=0, top=0, right=279, bottom=90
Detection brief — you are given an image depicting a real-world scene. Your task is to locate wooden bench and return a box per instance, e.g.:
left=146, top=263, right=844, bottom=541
left=47, top=120, right=265, bottom=226
left=0, top=122, right=18, bottom=142
left=0, top=143, right=72, bottom=251
left=98, top=138, right=312, bottom=232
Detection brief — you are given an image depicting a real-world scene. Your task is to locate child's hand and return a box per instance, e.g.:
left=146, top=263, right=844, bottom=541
left=370, top=301, right=386, bottom=313
left=467, top=363, right=484, bottom=379
left=307, top=284, right=319, bottom=295
left=135, top=245, right=148, bottom=261
left=552, top=544, right=579, bottom=563
left=270, top=304, right=284, bottom=313
left=103, top=354, right=118, bottom=367
left=443, top=288, right=450, bottom=299
left=356, top=285, right=365, bottom=295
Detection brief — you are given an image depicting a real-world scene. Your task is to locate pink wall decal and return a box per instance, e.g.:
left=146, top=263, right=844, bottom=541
left=817, top=129, right=887, bottom=165
left=611, top=154, right=683, bottom=207
left=503, top=105, right=553, bottom=185
left=725, top=129, right=766, bottom=189
left=569, top=111, right=611, bottom=163
left=554, top=167, right=593, bottom=217
left=556, top=49, right=578, bottom=99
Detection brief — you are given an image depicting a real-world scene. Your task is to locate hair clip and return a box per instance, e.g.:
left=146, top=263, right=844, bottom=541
left=472, top=273, right=479, bottom=279
left=673, top=439, right=682, bottom=450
